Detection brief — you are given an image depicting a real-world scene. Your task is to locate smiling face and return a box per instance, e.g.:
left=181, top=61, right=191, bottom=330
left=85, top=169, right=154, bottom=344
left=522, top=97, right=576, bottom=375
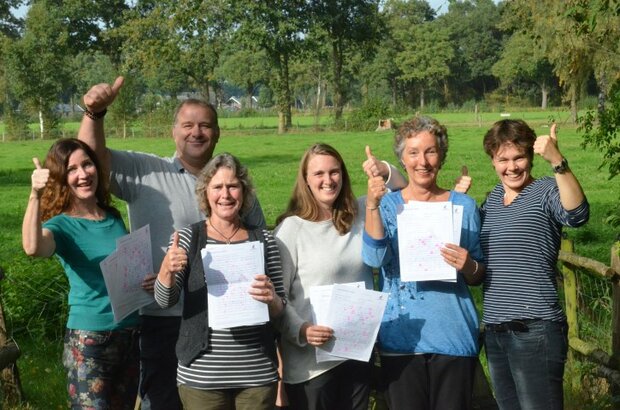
left=305, top=153, right=343, bottom=212
left=206, top=166, right=243, bottom=222
left=401, top=131, right=442, bottom=189
left=66, top=149, right=98, bottom=203
left=492, top=142, right=533, bottom=193
left=173, top=103, right=220, bottom=172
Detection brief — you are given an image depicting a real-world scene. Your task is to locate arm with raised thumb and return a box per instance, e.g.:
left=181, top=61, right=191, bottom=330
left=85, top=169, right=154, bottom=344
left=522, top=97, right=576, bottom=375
left=22, top=158, right=56, bottom=257
left=534, top=123, right=586, bottom=210
left=77, top=76, right=125, bottom=178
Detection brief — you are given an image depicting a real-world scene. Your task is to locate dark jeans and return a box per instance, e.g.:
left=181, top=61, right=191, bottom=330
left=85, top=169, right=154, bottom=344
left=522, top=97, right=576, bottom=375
left=285, top=360, right=372, bottom=410
left=380, top=353, right=477, bottom=410
left=63, top=327, right=139, bottom=410
left=484, top=319, right=568, bottom=410
left=139, top=315, right=182, bottom=410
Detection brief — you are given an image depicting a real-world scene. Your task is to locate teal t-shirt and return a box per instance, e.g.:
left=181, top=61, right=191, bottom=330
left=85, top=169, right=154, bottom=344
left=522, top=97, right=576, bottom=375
left=43, top=213, right=139, bottom=330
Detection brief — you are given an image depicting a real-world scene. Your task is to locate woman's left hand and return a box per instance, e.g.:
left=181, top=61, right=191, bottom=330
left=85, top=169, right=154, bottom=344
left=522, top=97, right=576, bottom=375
left=249, top=274, right=276, bottom=304
left=141, top=273, right=157, bottom=294
left=440, top=243, right=469, bottom=271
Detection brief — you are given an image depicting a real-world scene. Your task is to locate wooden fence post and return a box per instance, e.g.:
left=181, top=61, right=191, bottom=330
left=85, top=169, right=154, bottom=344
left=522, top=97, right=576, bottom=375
left=611, top=242, right=620, bottom=407
left=0, top=267, right=24, bottom=406
left=561, top=236, right=580, bottom=391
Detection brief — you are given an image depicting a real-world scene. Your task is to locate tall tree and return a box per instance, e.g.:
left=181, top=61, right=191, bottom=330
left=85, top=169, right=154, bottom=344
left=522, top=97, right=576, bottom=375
left=118, top=0, right=233, bottom=102
left=216, top=45, right=269, bottom=109
left=492, top=32, right=556, bottom=108
left=232, top=0, right=307, bottom=133
left=440, top=0, right=503, bottom=103
left=4, top=0, right=70, bottom=138
left=307, top=0, right=382, bottom=121
left=0, top=0, right=23, bottom=38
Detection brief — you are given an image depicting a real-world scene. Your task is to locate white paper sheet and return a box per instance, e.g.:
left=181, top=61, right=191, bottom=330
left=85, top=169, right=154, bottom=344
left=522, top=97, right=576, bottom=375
left=201, top=241, right=269, bottom=329
left=316, top=284, right=388, bottom=362
left=100, top=225, right=155, bottom=322
left=397, top=201, right=460, bottom=282
left=310, top=282, right=365, bottom=363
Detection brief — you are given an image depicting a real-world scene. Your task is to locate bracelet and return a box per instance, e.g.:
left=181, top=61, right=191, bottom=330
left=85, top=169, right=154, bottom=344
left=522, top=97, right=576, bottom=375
left=366, top=203, right=379, bottom=211
left=83, top=107, right=107, bottom=120
left=471, top=260, right=479, bottom=275
left=381, top=160, right=392, bottom=184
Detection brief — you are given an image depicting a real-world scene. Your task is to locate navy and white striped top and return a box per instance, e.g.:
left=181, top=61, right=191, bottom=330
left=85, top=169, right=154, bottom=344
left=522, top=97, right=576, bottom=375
left=155, top=226, right=285, bottom=390
left=480, top=177, right=589, bottom=324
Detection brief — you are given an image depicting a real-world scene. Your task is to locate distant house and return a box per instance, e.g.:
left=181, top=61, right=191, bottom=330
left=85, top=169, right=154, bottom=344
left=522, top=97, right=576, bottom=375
left=225, top=96, right=259, bottom=110
left=55, top=103, right=84, bottom=117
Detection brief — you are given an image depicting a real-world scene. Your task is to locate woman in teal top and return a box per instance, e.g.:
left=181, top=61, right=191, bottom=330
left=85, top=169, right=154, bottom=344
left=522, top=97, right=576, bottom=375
left=22, top=138, right=141, bottom=409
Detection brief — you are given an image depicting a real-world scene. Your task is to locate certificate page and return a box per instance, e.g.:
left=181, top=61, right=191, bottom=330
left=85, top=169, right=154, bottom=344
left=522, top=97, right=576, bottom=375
left=318, top=285, right=387, bottom=362
left=100, top=225, right=155, bottom=322
left=397, top=201, right=457, bottom=281
left=202, top=241, right=269, bottom=329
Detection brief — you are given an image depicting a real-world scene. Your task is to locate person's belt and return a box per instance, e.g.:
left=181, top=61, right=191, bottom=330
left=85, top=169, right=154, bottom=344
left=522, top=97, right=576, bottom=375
left=485, top=319, right=540, bottom=333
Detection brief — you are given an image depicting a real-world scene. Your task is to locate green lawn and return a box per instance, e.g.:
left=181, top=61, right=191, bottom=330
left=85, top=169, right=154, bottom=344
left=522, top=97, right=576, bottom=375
left=0, top=111, right=617, bottom=408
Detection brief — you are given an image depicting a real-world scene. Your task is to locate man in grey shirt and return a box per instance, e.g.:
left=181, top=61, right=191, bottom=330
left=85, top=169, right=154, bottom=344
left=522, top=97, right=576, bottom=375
left=78, top=77, right=265, bottom=410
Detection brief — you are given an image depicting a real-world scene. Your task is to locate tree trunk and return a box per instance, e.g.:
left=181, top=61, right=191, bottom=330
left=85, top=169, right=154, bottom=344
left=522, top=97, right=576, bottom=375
left=38, top=109, right=44, bottom=139
left=541, top=80, right=549, bottom=109
left=331, top=40, right=345, bottom=121
left=420, top=88, right=425, bottom=110
left=570, top=84, right=578, bottom=124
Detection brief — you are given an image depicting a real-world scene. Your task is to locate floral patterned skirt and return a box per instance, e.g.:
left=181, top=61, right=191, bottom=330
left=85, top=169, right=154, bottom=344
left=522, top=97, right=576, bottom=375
left=63, top=327, right=139, bottom=409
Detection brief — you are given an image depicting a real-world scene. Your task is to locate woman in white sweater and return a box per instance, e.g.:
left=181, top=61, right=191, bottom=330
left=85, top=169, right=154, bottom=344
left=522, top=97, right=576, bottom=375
left=273, top=143, right=407, bottom=410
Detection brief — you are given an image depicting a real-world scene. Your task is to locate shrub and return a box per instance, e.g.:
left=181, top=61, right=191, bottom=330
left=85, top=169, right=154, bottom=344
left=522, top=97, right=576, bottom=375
left=346, top=98, right=392, bottom=131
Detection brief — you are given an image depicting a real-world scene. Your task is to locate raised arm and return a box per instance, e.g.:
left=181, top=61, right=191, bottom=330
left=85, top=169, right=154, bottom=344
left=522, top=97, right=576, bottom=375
left=534, top=123, right=586, bottom=210
left=77, top=76, right=124, bottom=178
left=363, top=145, right=407, bottom=190
left=22, top=158, right=56, bottom=257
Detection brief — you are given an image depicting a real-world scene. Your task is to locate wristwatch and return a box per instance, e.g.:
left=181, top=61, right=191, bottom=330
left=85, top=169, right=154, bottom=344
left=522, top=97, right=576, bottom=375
left=552, top=158, right=569, bottom=174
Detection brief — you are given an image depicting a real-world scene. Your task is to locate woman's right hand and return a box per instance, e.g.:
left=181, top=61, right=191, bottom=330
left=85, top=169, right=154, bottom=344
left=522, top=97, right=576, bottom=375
left=158, top=232, right=187, bottom=287
left=31, top=158, right=49, bottom=196
left=365, top=146, right=388, bottom=208
left=301, top=323, right=334, bottom=346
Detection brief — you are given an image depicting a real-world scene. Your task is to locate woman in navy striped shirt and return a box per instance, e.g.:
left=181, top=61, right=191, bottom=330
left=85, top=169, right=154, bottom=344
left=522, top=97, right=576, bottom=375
left=480, top=120, right=589, bottom=410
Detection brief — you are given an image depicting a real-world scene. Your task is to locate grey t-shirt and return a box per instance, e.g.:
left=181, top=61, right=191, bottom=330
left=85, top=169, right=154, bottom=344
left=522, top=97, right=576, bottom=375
left=110, top=149, right=266, bottom=316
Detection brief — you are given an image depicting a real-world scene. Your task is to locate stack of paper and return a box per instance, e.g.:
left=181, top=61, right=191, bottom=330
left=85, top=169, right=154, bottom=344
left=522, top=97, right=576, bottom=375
left=100, top=225, right=155, bottom=322
left=396, top=201, right=463, bottom=282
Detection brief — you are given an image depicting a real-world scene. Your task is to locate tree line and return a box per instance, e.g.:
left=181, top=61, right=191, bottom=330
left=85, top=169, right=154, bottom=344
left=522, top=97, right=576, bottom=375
left=0, top=0, right=618, bottom=138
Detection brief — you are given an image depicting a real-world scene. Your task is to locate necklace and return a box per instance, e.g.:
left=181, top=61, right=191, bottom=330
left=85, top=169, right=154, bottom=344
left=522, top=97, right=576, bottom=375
left=208, top=219, right=241, bottom=244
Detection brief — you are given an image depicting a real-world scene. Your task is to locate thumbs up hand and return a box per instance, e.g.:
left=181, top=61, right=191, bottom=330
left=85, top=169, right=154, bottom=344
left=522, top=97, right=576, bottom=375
left=534, top=123, right=563, bottom=165
left=363, top=145, right=389, bottom=179
left=31, top=157, right=50, bottom=196
left=158, top=231, right=188, bottom=286
left=454, top=165, right=472, bottom=194
left=83, top=76, right=124, bottom=113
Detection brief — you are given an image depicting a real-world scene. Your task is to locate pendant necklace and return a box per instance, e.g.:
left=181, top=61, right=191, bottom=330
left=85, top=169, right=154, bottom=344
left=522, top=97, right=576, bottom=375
left=208, top=219, right=241, bottom=244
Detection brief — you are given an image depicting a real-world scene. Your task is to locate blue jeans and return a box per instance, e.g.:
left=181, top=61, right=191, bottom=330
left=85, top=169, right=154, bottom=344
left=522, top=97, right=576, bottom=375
left=484, top=320, right=567, bottom=410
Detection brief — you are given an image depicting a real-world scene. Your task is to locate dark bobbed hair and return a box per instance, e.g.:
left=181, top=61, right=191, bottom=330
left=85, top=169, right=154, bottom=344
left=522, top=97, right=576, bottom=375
left=195, top=152, right=255, bottom=218
left=483, top=119, right=537, bottom=161
left=276, top=143, right=357, bottom=235
left=393, top=115, right=449, bottom=167
left=40, top=138, right=119, bottom=221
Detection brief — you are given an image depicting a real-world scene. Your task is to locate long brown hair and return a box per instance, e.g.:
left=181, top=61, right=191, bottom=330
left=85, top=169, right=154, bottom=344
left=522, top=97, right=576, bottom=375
left=39, top=139, right=119, bottom=221
left=276, top=143, right=357, bottom=235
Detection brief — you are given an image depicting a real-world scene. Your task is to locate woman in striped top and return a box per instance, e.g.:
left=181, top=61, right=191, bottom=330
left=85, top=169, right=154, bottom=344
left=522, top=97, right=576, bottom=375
left=155, top=153, right=286, bottom=410
left=480, top=120, right=589, bottom=410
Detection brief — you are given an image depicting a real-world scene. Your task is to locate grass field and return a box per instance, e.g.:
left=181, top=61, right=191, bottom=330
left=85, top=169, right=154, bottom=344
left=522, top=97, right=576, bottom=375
left=0, top=111, right=618, bottom=408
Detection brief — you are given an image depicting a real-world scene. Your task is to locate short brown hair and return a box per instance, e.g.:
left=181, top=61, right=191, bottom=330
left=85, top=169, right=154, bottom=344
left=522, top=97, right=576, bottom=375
left=483, top=119, right=536, bottom=161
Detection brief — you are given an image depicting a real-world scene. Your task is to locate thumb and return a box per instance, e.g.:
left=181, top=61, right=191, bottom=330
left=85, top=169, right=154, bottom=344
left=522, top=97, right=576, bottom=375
left=32, top=157, right=42, bottom=170
left=550, top=123, right=557, bottom=142
left=111, top=76, right=124, bottom=96
left=171, top=231, right=180, bottom=249
left=365, top=145, right=374, bottom=160
left=461, top=165, right=469, bottom=177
